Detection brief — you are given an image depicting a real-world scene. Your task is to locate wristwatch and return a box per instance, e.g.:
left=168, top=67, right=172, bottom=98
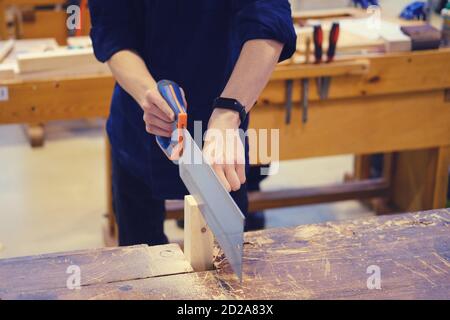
left=212, top=97, right=247, bottom=124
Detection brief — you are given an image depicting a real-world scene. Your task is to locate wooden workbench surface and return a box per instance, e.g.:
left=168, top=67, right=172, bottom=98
left=0, top=209, right=449, bottom=300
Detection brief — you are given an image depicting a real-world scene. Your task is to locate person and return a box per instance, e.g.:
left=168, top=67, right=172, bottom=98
left=89, top=0, right=297, bottom=246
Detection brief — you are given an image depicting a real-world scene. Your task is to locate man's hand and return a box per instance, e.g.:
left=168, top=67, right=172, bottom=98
left=140, top=88, right=176, bottom=137
left=203, top=108, right=246, bottom=192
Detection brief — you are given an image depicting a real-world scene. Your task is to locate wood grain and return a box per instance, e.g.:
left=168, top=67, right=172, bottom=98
left=0, top=244, right=193, bottom=298
left=0, top=75, right=114, bottom=124
left=260, top=49, right=450, bottom=104
left=250, top=90, right=450, bottom=162
left=2, top=210, right=449, bottom=300
left=184, top=196, right=214, bottom=272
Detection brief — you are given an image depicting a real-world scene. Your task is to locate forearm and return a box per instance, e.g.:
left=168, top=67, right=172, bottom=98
left=221, top=39, right=283, bottom=113
left=107, top=50, right=157, bottom=107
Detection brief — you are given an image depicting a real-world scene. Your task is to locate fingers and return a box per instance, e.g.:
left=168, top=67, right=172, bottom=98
left=142, top=101, right=175, bottom=137
left=146, top=124, right=172, bottom=137
left=145, top=90, right=175, bottom=122
left=225, top=164, right=241, bottom=191
left=213, top=164, right=244, bottom=192
left=213, top=164, right=231, bottom=192
left=203, top=131, right=246, bottom=192
left=142, top=102, right=173, bottom=123
left=235, top=162, right=246, bottom=185
left=144, top=104, right=173, bottom=125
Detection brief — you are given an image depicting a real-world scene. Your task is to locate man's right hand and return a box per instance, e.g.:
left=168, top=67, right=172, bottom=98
left=140, top=88, right=176, bottom=137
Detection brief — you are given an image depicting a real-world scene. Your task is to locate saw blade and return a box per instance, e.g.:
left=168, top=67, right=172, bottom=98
left=179, top=130, right=245, bottom=281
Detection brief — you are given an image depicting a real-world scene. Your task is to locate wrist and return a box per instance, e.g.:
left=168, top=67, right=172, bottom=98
left=210, top=108, right=241, bottom=128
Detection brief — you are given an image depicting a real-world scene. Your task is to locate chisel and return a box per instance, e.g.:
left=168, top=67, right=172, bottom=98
left=321, top=22, right=340, bottom=100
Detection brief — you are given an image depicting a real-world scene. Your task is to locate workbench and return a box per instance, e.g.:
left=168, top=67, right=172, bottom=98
left=1, top=208, right=449, bottom=300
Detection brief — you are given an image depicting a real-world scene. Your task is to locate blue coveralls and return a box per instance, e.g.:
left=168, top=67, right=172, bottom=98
left=89, top=0, right=297, bottom=245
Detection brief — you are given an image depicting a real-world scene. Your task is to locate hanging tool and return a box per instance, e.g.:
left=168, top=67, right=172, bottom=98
left=313, top=25, right=324, bottom=100
left=301, top=78, right=309, bottom=124
left=321, top=22, right=340, bottom=100
left=302, top=36, right=312, bottom=124
left=156, top=80, right=245, bottom=282
left=285, top=79, right=293, bottom=124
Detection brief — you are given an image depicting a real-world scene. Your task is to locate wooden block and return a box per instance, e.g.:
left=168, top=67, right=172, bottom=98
left=17, top=48, right=105, bottom=74
left=67, top=36, right=92, bottom=48
left=184, top=195, right=214, bottom=272
left=337, top=19, right=412, bottom=53
left=0, top=63, right=16, bottom=80
left=379, top=21, right=412, bottom=52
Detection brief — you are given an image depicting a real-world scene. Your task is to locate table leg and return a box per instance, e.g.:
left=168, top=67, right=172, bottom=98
left=24, top=123, right=45, bottom=148
left=104, top=135, right=117, bottom=246
left=391, top=146, right=450, bottom=212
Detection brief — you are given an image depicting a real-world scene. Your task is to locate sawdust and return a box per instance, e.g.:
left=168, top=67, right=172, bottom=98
left=253, top=236, right=275, bottom=246
left=294, top=225, right=328, bottom=240
left=272, top=248, right=308, bottom=255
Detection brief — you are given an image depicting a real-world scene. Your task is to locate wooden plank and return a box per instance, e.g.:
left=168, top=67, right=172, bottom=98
left=0, top=244, right=193, bottom=298
left=250, top=90, right=450, bottom=162
left=5, top=209, right=449, bottom=300
left=0, top=63, right=15, bottom=79
left=261, top=49, right=450, bottom=104
left=246, top=178, right=389, bottom=212
left=292, top=8, right=366, bottom=22
left=0, top=75, right=115, bottom=124
left=184, top=196, right=214, bottom=272
left=17, top=48, right=108, bottom=74
left=164, top=179, right=390, bottom=220
left=271, top=59, right=370, bottom=81
left=67, top=36, right=92, bottom=48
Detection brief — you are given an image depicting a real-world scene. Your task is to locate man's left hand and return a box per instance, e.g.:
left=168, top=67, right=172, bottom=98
left=203, top=108, right=246, bottom=192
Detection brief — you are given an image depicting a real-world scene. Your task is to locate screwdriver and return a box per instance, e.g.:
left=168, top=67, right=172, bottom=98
left=321, top=22, right=340, bottom=99
left=313, top=25, right=324, bottom=100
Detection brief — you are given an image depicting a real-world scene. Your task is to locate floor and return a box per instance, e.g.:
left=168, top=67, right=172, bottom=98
left=0, top=0, right=443, bottom=259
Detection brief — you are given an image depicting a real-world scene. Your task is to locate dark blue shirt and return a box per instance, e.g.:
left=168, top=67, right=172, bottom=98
left=90, top=0, right=296, bottom=199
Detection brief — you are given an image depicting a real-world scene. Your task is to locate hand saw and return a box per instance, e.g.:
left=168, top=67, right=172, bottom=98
left=155, top=80, right=245, bottom=281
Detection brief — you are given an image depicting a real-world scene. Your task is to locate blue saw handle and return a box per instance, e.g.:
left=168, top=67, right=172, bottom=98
left=155, top=80, right=187, bottom=159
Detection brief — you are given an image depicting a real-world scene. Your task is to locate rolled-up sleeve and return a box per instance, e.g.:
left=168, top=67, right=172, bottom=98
left=232, top=0, right=297, bottom=62
left=89, top=0, right=143, bottom=63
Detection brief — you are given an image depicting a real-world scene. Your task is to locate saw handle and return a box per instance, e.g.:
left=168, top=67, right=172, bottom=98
left=155, top=80, right=188, bottom=159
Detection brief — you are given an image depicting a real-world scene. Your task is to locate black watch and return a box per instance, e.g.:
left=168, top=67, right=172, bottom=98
left=212, top=97, right=247, bottom=124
